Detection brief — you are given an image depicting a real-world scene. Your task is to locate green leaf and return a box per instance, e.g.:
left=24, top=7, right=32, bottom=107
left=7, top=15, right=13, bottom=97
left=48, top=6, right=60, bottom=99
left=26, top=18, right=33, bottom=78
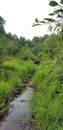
left=49, top=1, right=58, bottom=7
left=54, top=9, right=63, bottom=14
left=49, top=13, right=55, bottom=16
left=32, top=23, right=40, bottom=27
left=39, top=21, right=46, bottom=23
left=56, top=23, right=61, bottom=27
left=35, top=18, right=39, bottom=23
left=44, top=18, right=55, bottom=22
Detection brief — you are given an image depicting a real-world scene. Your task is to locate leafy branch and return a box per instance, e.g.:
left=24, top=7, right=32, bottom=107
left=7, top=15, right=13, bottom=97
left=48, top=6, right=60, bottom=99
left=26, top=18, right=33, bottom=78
left=32, top=0, right=63, bottom=32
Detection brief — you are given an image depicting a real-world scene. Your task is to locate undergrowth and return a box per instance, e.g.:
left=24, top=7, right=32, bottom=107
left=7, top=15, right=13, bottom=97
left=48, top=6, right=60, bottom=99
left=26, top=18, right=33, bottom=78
left=0, top=57, right=37, bottom=117
left=32, top=59, right=63, bottom=130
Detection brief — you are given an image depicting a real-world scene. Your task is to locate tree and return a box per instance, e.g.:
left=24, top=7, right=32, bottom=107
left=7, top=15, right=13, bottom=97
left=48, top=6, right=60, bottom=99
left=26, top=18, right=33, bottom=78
left=25, top=39, right=32, bottom=47
left=32, top=36, right=39, bottom=45
left=0, top=16, right=5, bottom=35
left=33, top=0, right=63, bottom=33
left=19, top=36, right=26, bottom=47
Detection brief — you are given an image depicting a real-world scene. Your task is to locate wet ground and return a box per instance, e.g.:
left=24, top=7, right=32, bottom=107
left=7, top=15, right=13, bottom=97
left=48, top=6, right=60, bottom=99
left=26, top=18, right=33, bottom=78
left=0, top=86, right=35, bottom=130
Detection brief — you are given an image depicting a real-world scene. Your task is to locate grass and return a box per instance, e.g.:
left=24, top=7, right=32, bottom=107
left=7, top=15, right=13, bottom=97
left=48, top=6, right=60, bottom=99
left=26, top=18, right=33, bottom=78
left=32, top=59, right=63, bottom=130
left=0, top=57, right=37, bottom=117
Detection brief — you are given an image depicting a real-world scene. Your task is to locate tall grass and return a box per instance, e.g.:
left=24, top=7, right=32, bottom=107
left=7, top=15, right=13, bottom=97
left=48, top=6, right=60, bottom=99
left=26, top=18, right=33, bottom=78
left=32, top=60, right=63, bottom=130
left=0, top=57, right=37, bottom=116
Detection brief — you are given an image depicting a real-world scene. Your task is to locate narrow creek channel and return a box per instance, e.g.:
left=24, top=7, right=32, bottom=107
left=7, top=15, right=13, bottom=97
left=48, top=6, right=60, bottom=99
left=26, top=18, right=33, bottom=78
left=0, top=86, right=35, bottom=130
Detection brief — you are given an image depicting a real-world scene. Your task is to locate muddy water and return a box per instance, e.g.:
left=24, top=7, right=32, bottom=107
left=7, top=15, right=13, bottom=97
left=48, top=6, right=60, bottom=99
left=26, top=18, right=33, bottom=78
left=0, top=87, right=35, bottom=130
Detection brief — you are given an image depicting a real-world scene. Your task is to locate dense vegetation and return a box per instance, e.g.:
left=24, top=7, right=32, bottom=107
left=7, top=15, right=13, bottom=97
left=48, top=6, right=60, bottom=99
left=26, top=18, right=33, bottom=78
left=0, top=16, right=37, bottom=117
left=0, top=16, right=48, bottom=118
left=32, top=33, right=63, bottom=130
left=31, top=0, right=63, bottom=129
left=0, top=4, right=63, bottom=129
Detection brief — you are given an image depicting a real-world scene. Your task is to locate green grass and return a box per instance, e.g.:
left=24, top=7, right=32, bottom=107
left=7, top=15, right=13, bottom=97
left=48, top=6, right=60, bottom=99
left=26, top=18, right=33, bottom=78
left=32, top=60, right=63, bottom=130
left=0, top=57, right=37, bottom=116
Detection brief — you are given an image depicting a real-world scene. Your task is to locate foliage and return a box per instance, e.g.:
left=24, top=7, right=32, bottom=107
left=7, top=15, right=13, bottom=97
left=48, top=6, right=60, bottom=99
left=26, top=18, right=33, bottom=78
left=0, top=58, right=37, bottom=115
left=32, top=59, right=63, bottom=130
left=32, top=35, right=48, bottom=45
left=0, top=15, right=38, bottom=116
left=0, top=16, right=5, bottom=35
left=31, top=33, right=63, bottom=130
left=33, top=0, right=63, bottom=33
left=0, top=15, right=63, bottom=130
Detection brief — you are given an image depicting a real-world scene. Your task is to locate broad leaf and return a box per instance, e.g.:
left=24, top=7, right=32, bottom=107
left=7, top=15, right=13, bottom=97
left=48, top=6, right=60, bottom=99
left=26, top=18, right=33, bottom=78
left=49, top=1, right=58, bottom=7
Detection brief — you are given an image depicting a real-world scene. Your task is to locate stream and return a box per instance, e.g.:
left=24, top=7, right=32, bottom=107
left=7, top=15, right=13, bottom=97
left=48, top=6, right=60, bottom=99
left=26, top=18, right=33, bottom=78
left=0, top=86, right=35, bottom=130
